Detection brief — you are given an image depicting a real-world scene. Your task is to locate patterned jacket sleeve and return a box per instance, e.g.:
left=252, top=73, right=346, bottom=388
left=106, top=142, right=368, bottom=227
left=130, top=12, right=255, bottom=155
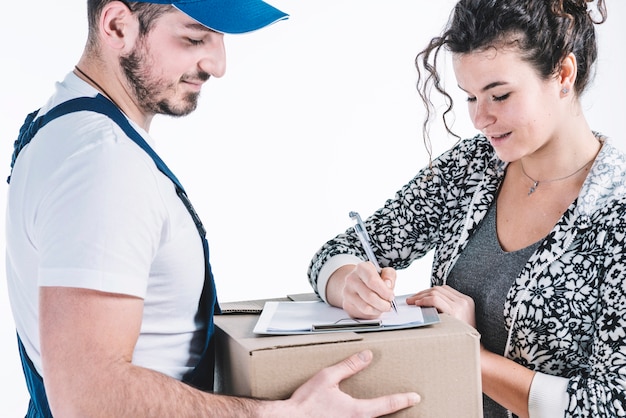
left=564, top=197, right=626, bottom=416
left=307, top=135, right=493, bottom=296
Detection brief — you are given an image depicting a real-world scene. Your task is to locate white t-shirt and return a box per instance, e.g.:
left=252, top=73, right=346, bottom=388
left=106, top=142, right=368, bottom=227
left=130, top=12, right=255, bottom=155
left=6, top=73, right=206, bottom=380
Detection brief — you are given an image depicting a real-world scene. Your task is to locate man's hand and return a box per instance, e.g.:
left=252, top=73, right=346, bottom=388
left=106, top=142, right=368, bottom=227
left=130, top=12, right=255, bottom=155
left=278, top=349, right=420, bottom=417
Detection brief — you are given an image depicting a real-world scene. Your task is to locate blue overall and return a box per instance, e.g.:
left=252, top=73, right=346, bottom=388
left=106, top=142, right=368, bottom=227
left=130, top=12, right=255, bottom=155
left=8, top=94, right=220, bottom=417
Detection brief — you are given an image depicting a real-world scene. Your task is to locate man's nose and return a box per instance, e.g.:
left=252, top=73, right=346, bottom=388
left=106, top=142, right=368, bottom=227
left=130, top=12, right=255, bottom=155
left=199, top=33, right=226, bottom=78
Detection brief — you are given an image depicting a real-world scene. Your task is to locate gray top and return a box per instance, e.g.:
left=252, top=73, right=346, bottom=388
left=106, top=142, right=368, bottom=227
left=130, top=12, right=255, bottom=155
left=447, top=200, right=540, bottom=417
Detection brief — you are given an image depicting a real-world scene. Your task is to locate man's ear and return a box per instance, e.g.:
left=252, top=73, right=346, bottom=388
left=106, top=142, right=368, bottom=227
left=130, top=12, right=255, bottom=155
left=558, top=52, right=578, bottom=95
left=99, top=1, right=139, bottom=50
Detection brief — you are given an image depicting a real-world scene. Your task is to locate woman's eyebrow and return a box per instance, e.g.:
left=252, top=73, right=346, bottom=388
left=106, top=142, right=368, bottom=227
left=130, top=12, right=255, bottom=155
left=457, top=81, right=509, bottom=93
left=480, top=81, right=508, bottom=92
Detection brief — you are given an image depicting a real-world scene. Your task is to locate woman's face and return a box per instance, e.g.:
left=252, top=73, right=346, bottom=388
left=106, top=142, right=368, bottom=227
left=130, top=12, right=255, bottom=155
left=453, top=47, right=563, bottom=162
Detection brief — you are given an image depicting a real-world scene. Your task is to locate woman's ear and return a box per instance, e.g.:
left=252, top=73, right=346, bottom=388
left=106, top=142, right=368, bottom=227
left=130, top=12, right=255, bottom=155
left=559, top=52, right=578, bottom=96
left=99, top=1, right=139, bottom=50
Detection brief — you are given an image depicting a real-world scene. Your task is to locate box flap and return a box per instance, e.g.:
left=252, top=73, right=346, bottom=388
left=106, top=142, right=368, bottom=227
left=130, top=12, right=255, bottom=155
left=215, top=314, right=363, bottom=352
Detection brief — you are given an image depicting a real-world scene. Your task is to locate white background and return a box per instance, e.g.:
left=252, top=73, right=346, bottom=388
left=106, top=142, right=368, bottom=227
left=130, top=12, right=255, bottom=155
left=1, top=1, right=623, bottom=414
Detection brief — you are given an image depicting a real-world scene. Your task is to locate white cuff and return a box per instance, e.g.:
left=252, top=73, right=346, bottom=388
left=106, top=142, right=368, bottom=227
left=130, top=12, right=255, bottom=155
left=528, top=371, right=569, bottom=418
left=316, top=254, right=363, bottom=303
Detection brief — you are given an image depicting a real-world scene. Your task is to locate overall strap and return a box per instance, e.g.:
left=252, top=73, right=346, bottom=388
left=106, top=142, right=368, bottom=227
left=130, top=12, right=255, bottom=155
left=9, top=95, right=186, bottom=190
left=11, top=95, right=219, bottom=417
left=17, top=334, right=52, bottom=418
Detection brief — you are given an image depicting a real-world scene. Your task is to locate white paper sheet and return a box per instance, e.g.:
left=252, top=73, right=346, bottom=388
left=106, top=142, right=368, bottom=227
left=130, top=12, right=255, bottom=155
left=253, top=294, right=439, bottom=335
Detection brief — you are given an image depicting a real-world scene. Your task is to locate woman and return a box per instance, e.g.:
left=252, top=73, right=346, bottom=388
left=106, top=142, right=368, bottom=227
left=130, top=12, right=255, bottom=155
left=308, top=0, right=626, bottom=416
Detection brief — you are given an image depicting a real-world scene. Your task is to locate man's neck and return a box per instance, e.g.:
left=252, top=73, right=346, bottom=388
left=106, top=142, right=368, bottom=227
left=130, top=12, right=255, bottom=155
left=73, top=59, right=153, bottom=132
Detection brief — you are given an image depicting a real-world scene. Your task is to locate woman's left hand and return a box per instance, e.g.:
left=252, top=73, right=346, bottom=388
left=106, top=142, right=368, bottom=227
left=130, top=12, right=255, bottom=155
left=407, top=285, right=477, bottom=328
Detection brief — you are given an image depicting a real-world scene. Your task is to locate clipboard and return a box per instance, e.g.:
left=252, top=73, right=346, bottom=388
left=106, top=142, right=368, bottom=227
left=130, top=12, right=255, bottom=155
left=253, top=294, right=440, bottom=335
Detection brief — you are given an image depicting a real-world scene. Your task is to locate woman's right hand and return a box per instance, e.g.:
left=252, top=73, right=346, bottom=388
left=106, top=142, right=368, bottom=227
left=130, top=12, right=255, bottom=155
left=326, top=263, right=397, bottom=319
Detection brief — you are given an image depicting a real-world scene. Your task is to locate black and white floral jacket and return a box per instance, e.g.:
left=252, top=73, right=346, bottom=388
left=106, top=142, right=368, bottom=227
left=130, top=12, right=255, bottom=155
left=309, top=134, right=626, bottom=416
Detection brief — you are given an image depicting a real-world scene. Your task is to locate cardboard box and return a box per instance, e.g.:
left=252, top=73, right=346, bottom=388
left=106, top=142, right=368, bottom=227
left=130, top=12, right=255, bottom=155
left=214, top=309, right=482, bottom=417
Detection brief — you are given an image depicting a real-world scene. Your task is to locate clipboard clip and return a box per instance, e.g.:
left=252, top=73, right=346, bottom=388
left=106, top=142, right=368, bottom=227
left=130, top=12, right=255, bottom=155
left=312, top=318, right=383, bottom=332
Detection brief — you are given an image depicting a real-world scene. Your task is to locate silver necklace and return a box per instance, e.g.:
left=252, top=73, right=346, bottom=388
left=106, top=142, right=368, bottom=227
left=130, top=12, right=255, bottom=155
left=520, top=159, right=593, bottom=196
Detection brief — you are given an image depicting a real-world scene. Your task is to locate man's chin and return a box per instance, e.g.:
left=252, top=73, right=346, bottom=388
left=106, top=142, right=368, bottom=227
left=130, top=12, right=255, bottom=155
left=156, top=96, right=199, bottom=117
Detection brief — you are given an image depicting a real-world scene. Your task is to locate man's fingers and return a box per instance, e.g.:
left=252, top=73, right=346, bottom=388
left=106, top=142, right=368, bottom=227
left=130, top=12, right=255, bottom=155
left=332, top=350, right=373, bottom=381
left=327, top=350, right=421, bottom=415
left=337, top=351, right=421, bottom=416
left=359, top=392, right=422, bottom=417
left=292, top=350, right=421, bottom=417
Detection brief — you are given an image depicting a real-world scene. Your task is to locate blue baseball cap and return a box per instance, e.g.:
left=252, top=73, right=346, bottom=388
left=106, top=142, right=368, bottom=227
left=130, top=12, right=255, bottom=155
left=139, top=0, right=289, bottom=34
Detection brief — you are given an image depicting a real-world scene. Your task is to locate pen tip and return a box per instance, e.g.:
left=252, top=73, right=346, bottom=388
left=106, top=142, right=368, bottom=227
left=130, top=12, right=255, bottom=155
left=392, top=299, right=399, bottom=314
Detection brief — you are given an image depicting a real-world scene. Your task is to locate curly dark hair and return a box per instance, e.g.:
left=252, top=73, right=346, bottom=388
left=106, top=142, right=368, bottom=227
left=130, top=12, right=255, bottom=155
left=416, top=0, right=607, bottom=154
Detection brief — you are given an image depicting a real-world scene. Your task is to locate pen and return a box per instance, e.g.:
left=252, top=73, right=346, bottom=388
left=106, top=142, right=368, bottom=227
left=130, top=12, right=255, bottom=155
left=349, top=211, right=398, bottom=314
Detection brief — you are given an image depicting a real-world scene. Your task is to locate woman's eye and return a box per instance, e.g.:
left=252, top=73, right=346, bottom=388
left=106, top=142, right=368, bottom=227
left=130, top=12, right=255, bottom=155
left=188, top=38, right=204, bottom=46
left=493, top=93, right=510, bottom=102
left=466, top=96, right=477, bottom=103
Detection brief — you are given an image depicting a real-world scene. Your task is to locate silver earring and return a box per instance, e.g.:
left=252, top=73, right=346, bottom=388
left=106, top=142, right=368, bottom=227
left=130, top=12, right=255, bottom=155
left=561, top=87, right=569, bottom=95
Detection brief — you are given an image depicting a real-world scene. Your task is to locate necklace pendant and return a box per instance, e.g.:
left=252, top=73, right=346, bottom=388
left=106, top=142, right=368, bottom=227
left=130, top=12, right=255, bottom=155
left=528, top=181, right=539, bottom=196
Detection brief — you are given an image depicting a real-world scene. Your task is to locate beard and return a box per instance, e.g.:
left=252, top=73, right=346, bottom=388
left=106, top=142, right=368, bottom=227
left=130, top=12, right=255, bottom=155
left=119, top=42, right=209, bottom=117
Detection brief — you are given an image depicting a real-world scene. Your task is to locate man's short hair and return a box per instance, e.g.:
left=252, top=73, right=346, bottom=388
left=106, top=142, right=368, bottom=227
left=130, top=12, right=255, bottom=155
left=86, top=1, right=172, bottom=49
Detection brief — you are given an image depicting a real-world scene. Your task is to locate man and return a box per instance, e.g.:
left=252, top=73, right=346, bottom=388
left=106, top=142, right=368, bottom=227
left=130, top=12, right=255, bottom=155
left=6, top=0, right=420, bottom=416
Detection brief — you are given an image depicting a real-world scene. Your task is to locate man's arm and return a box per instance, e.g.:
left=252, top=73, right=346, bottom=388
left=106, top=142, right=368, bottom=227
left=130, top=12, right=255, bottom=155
left=40, top=286, right=419, bottom=417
